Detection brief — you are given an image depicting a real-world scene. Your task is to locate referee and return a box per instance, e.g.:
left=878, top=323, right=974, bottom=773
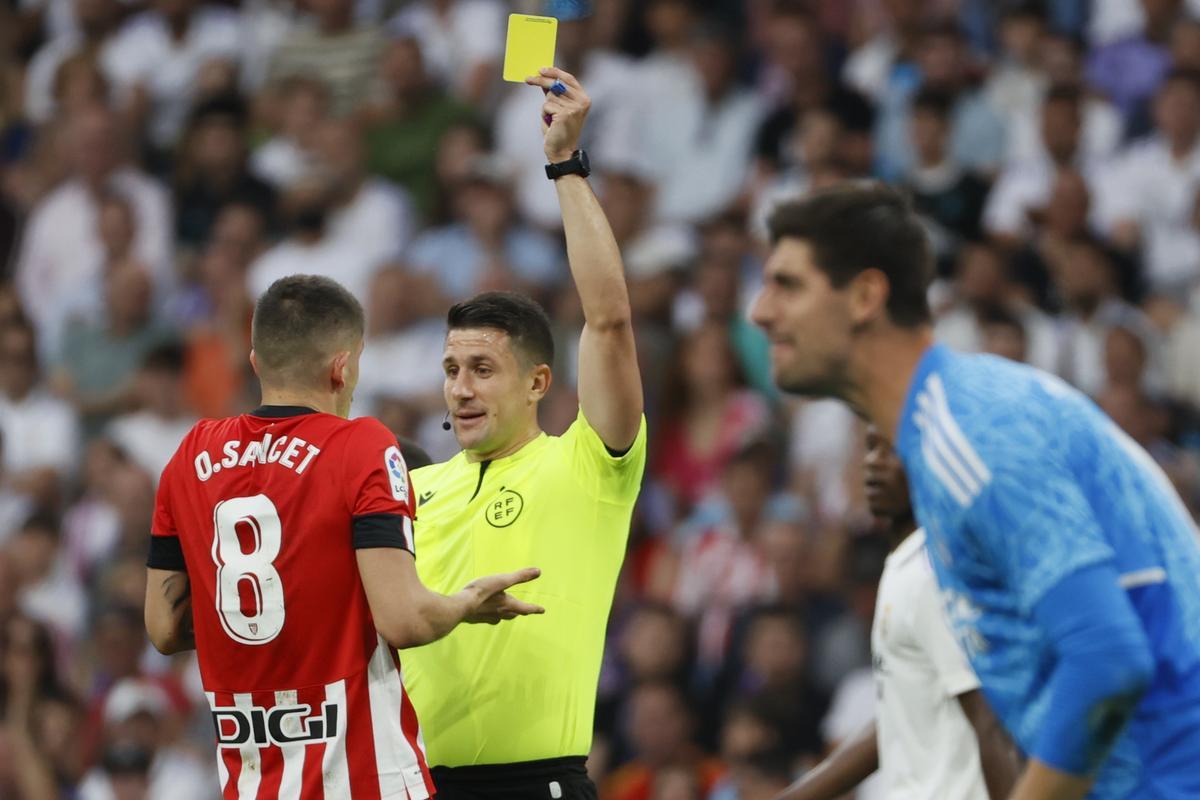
left=400, top=68, right=646, bottom=800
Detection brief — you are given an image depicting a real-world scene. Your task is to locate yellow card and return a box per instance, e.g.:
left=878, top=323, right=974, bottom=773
left=503, top=13, right=557, bottom=83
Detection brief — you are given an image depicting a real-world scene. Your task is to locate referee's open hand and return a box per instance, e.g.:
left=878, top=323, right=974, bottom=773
left=462, top=567, right=545, bottom=625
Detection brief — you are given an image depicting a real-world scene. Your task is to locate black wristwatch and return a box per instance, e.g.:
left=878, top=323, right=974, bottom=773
left=545, top=149, right=590, bottom=180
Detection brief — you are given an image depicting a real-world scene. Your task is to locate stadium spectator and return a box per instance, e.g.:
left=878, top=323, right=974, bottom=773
left=265, top=0, right=385, bottom=117
left=312, top=116, right=415, bottom=271
left=874, top=20, right=1007, bottom=181
left=0, top=321, right=80, bottom=511
left=362, top=36, right=477, bottom=218
left=172, top=94, right=275, bottom=249
left=104, top=342, right=196, bottom=484
left=54, top=259, right=178, bottom=437
left=652, top=321, right=771, bottom=513
left=1004, top=31, right=1123, bottom=166
left=1085, top=0, right=1179, bottom=123
left=933, top=243, right=1059, bottom=372
left=105, top=0, right=241, bottom=150
left=14, top=105, right=171, bottom=361
left=1099, top=68, right=1200, bottom=293
left=985, top=85, right=1103, bottom=246
left=351, top=264, right=446, bottom=418
left=902, top=88, right=991, bottom=275
left=642, top=23, right=764, bottom=225
left=249, top=75, right=328, bottom=191
left=604, top=681, right=726, bottom=800
left=244, top=175, right=378, bottom=302
left=76, top=678, right=211, bottom=800
left=388, top=0, right=505, bottom=108
left=405, top=154, right=564, bottom=301
left=22, top=0, right=123, bottom=126
left=1054, top=235, right=1161, bottom=396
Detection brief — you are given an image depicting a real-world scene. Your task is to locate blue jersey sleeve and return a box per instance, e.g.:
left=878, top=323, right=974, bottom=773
left=963, top=437, right=1115, bottom=614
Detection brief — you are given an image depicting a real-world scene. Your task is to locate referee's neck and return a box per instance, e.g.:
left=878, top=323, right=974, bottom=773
left=464, top=426, right=544, bottom=463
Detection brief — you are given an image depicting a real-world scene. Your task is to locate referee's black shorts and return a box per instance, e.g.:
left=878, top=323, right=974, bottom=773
left=430, top=756, right=597, bottom=800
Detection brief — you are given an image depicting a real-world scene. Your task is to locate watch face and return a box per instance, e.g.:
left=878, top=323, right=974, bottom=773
left=577, top=149, right=590, bottom=172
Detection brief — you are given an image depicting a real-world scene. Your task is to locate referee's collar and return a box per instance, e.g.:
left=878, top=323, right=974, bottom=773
left=248, top=405, right=322, bottom=418
left=462, top=431, right=549, bottom=465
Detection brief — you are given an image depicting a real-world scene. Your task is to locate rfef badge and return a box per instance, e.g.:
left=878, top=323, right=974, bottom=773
left=485, top=488, right=524, bottom=528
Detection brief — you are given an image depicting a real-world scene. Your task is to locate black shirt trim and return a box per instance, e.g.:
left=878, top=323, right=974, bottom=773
left=147, top=535, right=187, bottom=571
left=353, top=513, right=414, bottom=553
left=248, top=405, right=320, bottom=419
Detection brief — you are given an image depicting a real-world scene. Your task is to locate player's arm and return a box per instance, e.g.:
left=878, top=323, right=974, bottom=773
left=957, top=690, right=1021, bottom=800
left=1007, top=563, right=1153, bottom=800
left=773, top=722, right=878, bottom=800
left=144, top=457, right=195, bottom=655
left=965, top=448, right=1154, bottom=800
left=526, top=67, right=644, bottom=452
left=144, top=567, right=195, bottom=655
left=357, top=549, right=544, bottom=649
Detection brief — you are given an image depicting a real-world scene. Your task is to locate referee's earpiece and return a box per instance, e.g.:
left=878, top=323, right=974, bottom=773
left=442, top=411, right=452, bottom=431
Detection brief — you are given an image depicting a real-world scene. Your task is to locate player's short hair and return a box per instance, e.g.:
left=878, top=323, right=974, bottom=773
left=767, top=183, right=933, bottom=328
left=251, top=275, right=364, bottom=385
left=446, top=291, right=554, bottom=368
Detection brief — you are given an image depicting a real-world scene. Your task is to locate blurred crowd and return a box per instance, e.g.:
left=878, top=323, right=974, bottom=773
left=3, top=0, right=1200, bottom=798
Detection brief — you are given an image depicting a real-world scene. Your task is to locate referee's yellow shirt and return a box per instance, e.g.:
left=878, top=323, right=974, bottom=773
left=401, top=409, right=647, bottom=767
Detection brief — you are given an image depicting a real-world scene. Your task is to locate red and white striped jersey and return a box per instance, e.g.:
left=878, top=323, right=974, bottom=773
left=150, top=406, right=435, bottom=799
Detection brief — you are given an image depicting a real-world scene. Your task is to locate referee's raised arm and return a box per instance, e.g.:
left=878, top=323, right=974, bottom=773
left=526, top=67, right=644, bottom=452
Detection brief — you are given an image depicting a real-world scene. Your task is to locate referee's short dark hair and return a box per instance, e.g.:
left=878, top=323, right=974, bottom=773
left=252, top=275, right=365, bottom=384
left=447, top=291, right=554, bottom=368
left=767, top=182, right=933, bottom=328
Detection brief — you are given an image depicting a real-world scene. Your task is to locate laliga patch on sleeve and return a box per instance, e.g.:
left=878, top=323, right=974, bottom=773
left=384, top=446, right=409, bottom=502
left=503, top=13, right=557, bottom=83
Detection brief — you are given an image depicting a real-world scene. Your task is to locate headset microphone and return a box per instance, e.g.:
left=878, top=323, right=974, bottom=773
left=442, top=412, right=452, bottom=431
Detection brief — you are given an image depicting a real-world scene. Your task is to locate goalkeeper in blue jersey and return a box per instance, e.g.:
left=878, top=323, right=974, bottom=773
left=750, top=183, right=1200, bottom=800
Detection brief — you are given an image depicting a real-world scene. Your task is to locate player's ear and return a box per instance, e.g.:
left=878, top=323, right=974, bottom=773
left=330, top=350, right=350, bottom=392
left=249, top=350, right=260, bottom=377
left=849, top=268, right=890, bottom=327
left=529, top=364, right=552, bottom=404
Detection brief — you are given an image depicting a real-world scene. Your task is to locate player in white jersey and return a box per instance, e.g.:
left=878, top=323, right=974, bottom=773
left=774, top=427, right=1019, bottom=800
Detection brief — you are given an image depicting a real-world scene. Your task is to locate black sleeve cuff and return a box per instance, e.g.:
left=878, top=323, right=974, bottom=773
left=147, top=535, right=187, bottom=571
left=353, top=513, right=414, bottom=553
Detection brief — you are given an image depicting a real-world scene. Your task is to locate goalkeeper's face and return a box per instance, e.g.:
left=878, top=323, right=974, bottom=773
left=750, top=238, right=856, bottom=400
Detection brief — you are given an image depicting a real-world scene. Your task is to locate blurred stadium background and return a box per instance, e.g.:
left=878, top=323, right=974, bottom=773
left=3, top=0, right=1200, bottom=797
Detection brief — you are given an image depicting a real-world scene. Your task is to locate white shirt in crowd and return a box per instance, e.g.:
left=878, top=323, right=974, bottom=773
left=351, top=319, right=446, bottom=418
left=1096, top=135, right=1200, bottom=294
left=23, top=32, right=124, bottom=124
left=106, top=5, right=242, bottom=147
left=388, top=0, right=504, bottom=99
left=105, top=411, right=197, bottom=486
left=495, top=49, right=642, bottom=229
left=640, top=57, right=764, bottom=225
left=326, top=178, right=416, bottom=272
left=871, top=529, right=989, bottom=800
left=15, top=169, right=173, bottom=359
left=0, top=387, right=80, bottom=478
left=247, top=235, right=377, bottom=305
left=934, top=303, right=1061, bottom=374
left=984, top=154, right=1108, bottom=240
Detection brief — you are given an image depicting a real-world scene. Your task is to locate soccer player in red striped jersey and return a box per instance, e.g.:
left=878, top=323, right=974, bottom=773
left=143, top=275, right=544, bottom=799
